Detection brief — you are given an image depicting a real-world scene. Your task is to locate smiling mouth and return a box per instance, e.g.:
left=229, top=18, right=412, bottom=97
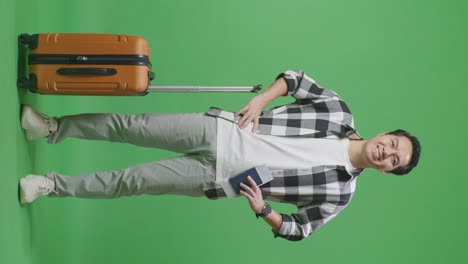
left=374, top=145, right=381, bottom=161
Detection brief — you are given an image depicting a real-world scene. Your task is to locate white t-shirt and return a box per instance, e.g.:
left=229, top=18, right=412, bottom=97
left=216, top=118, right=358, bottom=182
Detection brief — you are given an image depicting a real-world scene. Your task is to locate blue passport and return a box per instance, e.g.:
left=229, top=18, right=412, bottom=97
left=228, top=165, right=273, bottom=196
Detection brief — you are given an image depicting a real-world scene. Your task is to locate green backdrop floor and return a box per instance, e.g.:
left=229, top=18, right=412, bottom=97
left=1, top=1, right=467, bottom=264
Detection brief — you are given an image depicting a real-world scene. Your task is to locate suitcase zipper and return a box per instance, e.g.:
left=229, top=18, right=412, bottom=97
left=29, top=54, right=151, bottom=66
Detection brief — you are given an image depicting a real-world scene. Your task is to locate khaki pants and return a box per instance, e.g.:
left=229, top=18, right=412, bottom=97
left=46, top=112, right=217, bottom=198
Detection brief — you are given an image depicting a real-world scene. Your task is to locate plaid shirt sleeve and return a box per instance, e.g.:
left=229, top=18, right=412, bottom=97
left=277, top=70, right=339, bottom=101
left=272, top=202, right=342, bottom=241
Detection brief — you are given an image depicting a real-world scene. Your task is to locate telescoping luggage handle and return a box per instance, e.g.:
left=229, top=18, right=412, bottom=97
left=146, top=85, right=262, bottom=93
left=145, top=72, right=262, bottom=93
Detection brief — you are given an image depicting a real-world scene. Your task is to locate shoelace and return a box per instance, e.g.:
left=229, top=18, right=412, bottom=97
left=39, top=112, right=57, bottom=133
left=38, top=177, right=59, bottom=195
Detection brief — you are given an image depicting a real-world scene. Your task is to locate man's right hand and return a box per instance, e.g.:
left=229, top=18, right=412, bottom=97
left=235, top=77, right=288, bottom=133
left=235, top=94, right=268, bottom=133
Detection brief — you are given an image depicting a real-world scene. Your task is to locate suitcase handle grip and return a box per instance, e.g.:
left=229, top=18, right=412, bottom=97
left=57, top=68, right=117, bottom=76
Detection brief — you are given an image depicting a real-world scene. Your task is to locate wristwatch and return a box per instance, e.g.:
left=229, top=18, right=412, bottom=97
left=255, top=203, right=272, bottom=218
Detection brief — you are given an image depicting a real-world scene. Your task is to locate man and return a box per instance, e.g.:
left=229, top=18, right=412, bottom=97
left=18, top=70, right=421, bottom=241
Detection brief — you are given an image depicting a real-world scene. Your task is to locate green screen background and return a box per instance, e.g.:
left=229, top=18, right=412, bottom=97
left=1, top=0, right=466, bottom=263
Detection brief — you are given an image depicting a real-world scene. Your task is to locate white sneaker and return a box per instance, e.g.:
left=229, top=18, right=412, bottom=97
left=19, top=175, right=58, bottom=204
left=21, top=104, right=58, bottom=141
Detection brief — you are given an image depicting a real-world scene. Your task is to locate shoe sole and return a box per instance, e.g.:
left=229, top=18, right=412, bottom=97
left=20, top=105, right=41, bottom=141
left=19, top=178, right=28, bottom=204
left=20, top=105, right=32, bottom=130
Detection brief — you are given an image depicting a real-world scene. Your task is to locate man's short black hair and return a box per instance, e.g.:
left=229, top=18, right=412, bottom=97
left=387, top=129, right=421, bottom=175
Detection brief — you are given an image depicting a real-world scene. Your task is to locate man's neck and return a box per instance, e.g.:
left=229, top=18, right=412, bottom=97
left=348, top=139, right=369, bottom=169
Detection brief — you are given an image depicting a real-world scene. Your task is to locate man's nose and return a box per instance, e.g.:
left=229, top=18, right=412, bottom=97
left=384, top=147, right=397, bottom=157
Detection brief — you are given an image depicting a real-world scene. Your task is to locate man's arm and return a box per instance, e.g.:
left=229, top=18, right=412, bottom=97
left=240, top=176, right=341, bottom=241
left=240, top=177, right=282, bottom=230
left=258, top=76, right=289, bottom=104
left=236, top=70, right=341, bottom=133
left=236, top=77, right=288, bottom=132
left=279, top=70, right=340, bottom=101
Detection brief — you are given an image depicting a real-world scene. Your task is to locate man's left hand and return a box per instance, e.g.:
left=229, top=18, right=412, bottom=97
left=240, top=176, right=265, bottom=214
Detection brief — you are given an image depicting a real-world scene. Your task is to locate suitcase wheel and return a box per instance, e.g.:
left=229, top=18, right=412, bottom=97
left=17, top=78, right=28, bottom=88
left=17, top=76, right=37, bottom=92
left=18, top=34, right=32, bottom=46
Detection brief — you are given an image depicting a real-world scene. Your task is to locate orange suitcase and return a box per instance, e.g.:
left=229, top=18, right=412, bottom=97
left=17, top=33, right=261, bottom=95
left=18, top=33, right=153, bottom=95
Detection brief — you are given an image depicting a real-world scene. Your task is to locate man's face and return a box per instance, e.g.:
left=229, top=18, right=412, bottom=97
left=364, top=133, right=413, bottom=173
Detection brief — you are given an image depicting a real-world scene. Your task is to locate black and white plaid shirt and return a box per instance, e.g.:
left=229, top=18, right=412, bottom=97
left=203, top=70, right=364, bottom=241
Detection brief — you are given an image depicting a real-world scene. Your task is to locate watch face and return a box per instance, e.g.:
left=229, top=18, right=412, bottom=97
left=263, top=204, right=272, bottom=215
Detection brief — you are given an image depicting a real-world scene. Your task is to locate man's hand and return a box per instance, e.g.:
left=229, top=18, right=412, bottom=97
left=241, top=176, right=283, bottom=231
left=240, top=176, right=265, bottom=214
left=235, top=94, right=268, bottom=133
